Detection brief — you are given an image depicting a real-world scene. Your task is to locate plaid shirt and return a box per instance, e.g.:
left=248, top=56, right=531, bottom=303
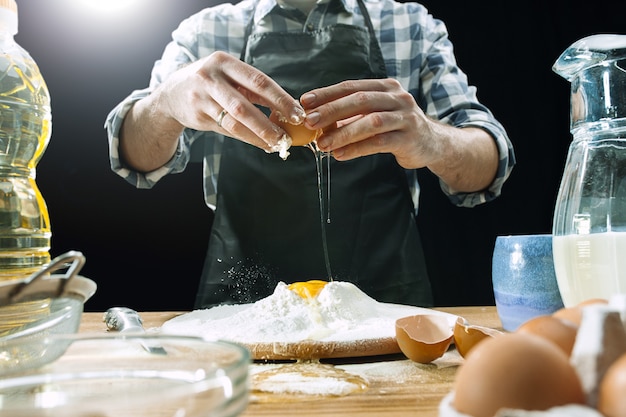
left=105, top=0, right=515, bottom=211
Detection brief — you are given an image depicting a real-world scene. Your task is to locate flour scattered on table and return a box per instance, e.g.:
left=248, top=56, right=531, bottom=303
left=161, top=281, right=453, bottom=344
left=251, top=362, right=368, bottom=397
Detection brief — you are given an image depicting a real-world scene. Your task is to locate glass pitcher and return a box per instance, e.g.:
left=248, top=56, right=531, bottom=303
left=552, top=34, right=626, bottom=307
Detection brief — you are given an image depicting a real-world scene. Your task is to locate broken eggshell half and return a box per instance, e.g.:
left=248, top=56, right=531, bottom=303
left=453, top=316, right=503, bottom=358
left=396, top=314, right=454, bottom=363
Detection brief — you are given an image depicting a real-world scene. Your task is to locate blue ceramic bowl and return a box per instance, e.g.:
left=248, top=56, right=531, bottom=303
left=492, top=234, right=564, bottom=331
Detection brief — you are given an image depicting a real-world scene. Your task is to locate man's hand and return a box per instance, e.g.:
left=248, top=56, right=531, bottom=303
left=300, top=78, right=498, bottom=192
left=160, top=51, right=305, bottom=151
left=120, top=51, right=305, bottom=171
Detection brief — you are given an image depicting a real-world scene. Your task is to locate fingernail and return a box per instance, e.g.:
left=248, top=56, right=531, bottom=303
left=306, top=111, right=321, bottom=126
left=301, top=93, right=316, bottom=107
left=290, top=107, right=305, bottom=124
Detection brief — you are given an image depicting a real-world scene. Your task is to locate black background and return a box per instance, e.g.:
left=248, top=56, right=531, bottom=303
left=12, top=0, right=626, bottom=312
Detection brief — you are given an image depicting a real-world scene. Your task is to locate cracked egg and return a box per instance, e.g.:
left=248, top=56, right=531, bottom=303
left=396, top=314, right=502, bottom=363
left=270, top=110, right=322, bottom=146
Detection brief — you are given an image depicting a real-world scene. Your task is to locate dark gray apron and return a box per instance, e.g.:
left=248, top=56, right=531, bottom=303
left=195, top=0, right=433, bottom=308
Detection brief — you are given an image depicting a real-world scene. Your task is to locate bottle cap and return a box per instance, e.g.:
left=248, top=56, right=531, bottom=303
left=0, top=0, right=16, bottom=13
left=0, top=0, right=17, bottom=35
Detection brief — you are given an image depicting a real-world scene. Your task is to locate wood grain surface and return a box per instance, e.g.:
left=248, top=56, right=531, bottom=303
left=79, top=306, right=502, bottom=417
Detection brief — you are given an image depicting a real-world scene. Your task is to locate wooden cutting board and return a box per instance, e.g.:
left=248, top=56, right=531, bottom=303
left=242, top=336, right=401, bottom=360
left=162, top=304, right=458, bottom=361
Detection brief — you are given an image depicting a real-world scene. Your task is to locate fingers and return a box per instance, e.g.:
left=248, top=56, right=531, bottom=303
left=211, top=95, right=285, bottom=152
left=300, top=78, right=424, bottom=159
left=207, top=53, right=305, bottom=148
left=301, top=78, right=393, bottom=109
left=318, top=111, right=405, bottom=159
left=167, top=52, right=304, bottom=153
left=231, top=62, right=305, bottom=124
left=301, top=79, right=397, bottom=121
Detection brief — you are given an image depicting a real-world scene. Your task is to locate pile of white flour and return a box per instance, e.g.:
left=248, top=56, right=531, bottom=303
left=161, top=281, right=453, bottom=344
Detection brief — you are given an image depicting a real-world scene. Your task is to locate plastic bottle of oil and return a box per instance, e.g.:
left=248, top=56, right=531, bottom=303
left=0, top=0, right=52, bottom=335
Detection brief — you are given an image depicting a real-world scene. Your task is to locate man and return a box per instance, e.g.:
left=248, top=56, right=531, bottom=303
left=105, top=0, right=515, bottom=308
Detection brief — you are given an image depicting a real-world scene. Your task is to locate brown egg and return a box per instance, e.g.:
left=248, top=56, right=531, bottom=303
left=578, top=298, right=610, bottom=307
left=452, top=332, right=586, bottom=417
left=516, top=314, right=579, bottom=356
left=453, top=316, right=502, bottom=358
left=395, top=315, right=453, bottom=363
left=553, top=306, right=584, bottom=326
left=553, top=298, right=608, bottom=326
left=270, top=110, right=322, bottom=146
left=598, top=352, right=626, bottom=417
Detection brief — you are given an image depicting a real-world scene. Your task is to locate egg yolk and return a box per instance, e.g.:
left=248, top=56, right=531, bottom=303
left=288, top=280, right=328, bottom=299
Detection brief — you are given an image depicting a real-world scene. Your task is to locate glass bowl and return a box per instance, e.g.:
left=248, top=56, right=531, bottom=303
left=0, top=333, right=250, bottom=417
left=0, top=251, right=97, bottom=375
left=0, top=297, right=88, bottom=375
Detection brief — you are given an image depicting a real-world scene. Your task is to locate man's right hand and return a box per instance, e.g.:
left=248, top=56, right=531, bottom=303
left=120, top=51, right=305, bottom=172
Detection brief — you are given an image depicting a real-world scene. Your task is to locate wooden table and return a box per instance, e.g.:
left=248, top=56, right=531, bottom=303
left=79, top=306, right=501, bottom=417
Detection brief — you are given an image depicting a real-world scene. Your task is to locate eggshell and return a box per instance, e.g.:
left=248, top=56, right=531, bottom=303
left=516, top=314, right=578, bottom=356
left=270, top=110, right=322, bottom=146
left=395, top=314, right=453, bottom=363
left=578, top=298, right=610, bottom=307
left=597, top=352, right=626, bottom=417
left=453, top=316, right=502, bottom=358
left=452, top=332, right=586, bottom=417
left=553, top=298, right=608, bottom=326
